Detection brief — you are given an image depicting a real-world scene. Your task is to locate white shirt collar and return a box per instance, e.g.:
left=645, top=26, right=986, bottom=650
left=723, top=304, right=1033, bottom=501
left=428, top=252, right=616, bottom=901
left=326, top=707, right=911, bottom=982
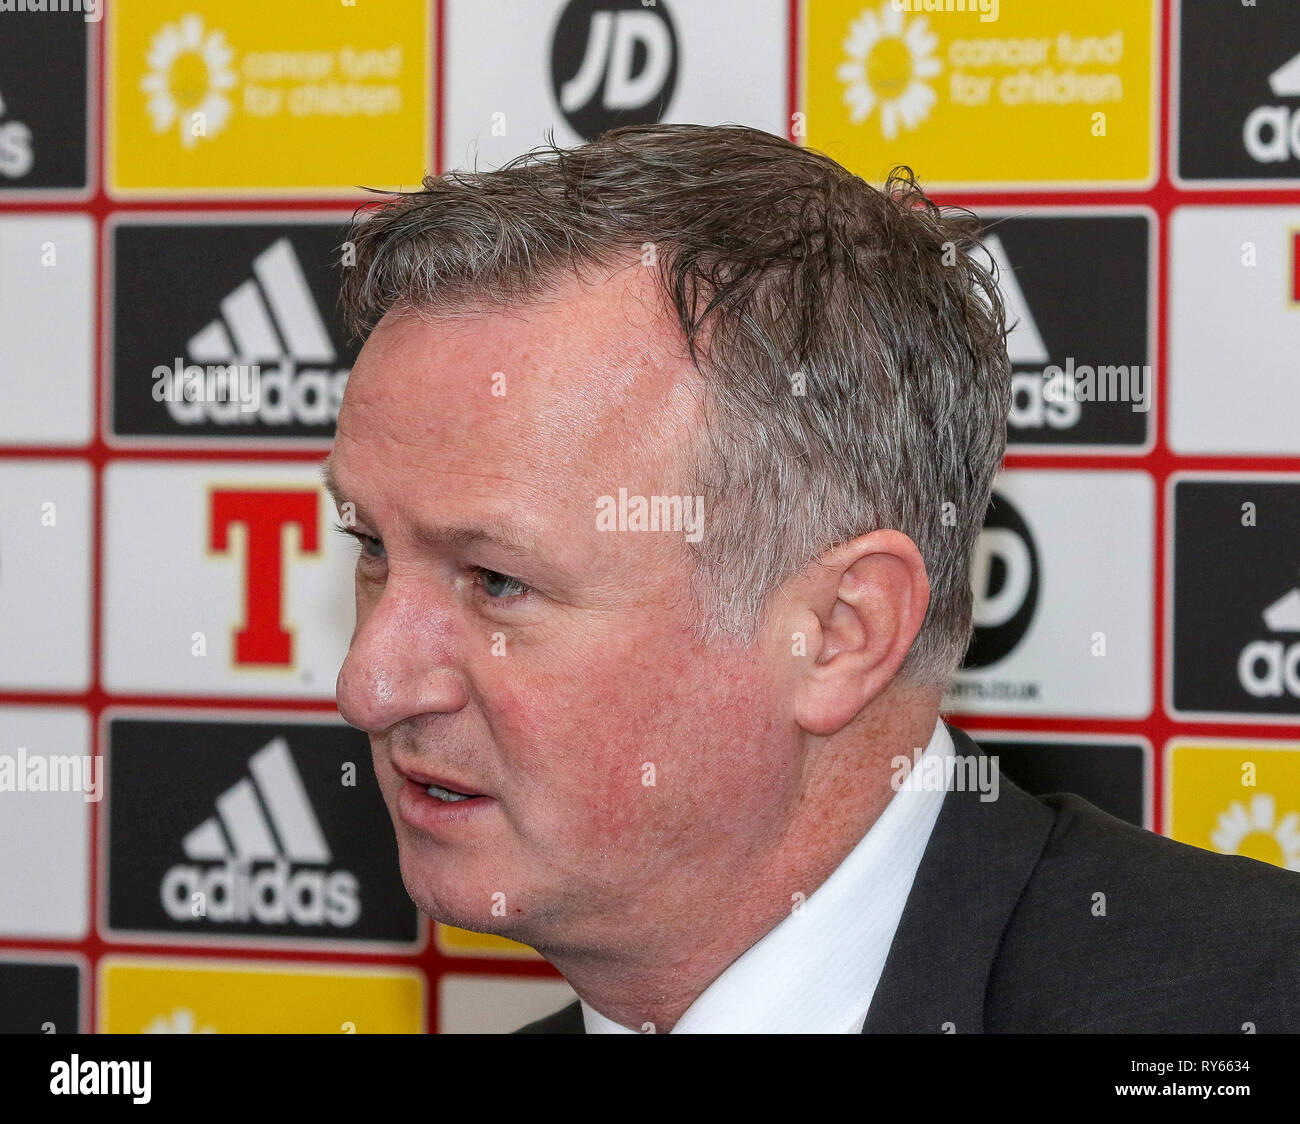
left=581, top=718, right=955, bottom=1033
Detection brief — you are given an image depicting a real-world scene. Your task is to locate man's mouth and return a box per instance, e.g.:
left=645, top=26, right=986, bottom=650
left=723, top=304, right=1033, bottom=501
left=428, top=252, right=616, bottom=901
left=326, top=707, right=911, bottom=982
left=425, top=782, right=478, bottom=803
left=393, top=771, right=494, bottom=833
left=393, top=763, right=488, bottom=802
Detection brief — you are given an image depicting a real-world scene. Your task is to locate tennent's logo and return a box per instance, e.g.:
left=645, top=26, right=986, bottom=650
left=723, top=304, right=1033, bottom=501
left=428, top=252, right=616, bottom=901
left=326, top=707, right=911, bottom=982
left=209, top=488, right=320, bottom=667
left=160, top=738, right=360, bottom=928
left=838, top=2, right=941, bottom=141
left=1292, top=230, right=1300, bottom=306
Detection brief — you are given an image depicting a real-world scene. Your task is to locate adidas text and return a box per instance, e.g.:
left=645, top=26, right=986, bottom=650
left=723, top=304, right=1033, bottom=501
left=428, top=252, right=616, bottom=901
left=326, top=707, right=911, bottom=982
left=152, top=359, right=260, bottom=414
left=1244, top=105, right=1300, bottom=163
left=1244, top=51, right=1300, bottom=163
left=153, top=359, right=348, bottom=426
left=1238, top=641, right=1300, bottom=698
left=161, top=859, right=361, bottom=926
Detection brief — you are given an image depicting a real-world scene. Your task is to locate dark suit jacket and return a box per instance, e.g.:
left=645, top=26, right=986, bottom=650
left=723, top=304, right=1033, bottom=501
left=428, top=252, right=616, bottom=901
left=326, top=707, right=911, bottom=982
left=516, top=723, right=1300, bottom=1032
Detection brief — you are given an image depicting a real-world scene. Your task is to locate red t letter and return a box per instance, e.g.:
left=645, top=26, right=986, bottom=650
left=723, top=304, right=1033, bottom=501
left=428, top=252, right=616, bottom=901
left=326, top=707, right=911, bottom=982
left=210, top=490, right=320, bottom=666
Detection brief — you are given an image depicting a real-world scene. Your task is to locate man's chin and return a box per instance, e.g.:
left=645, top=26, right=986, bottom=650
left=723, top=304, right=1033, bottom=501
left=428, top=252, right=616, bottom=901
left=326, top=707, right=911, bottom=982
left=411, top=894, right=492, bottom=933
left=397, top=862, right=520, bottom=940
left=399, top=870, right=572, bottom=956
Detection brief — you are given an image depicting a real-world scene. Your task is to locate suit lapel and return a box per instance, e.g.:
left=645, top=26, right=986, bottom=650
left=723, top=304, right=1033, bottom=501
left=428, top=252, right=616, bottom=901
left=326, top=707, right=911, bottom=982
left=515, top=999, right=584, bottom=1034
left=861, top=723, right=1055, bottom=1033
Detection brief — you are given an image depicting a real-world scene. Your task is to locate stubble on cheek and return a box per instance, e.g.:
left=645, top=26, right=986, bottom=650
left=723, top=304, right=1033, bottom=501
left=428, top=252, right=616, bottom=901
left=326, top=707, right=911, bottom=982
left=500, top=636, right=791, bottom=913
left=369, top=735, right=408, bottom=830
left=478, top=639, right=692, bottom=903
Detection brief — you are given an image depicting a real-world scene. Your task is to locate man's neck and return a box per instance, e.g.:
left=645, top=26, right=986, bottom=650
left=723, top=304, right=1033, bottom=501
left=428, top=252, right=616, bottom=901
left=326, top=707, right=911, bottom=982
left=537, top=693, right=943, bottom=1032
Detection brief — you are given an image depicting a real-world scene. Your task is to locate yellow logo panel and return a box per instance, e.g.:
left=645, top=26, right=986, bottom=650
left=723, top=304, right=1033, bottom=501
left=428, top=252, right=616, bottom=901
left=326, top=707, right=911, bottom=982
left=109, top=0, right=431, bottom=195
left=99, top=957, right=425, bottom=1033
left=804, top=0, right=1155, bottom=187
left=437, top=923, right=541, bottom=960
left=1167, top=742, right=1300, bottom=872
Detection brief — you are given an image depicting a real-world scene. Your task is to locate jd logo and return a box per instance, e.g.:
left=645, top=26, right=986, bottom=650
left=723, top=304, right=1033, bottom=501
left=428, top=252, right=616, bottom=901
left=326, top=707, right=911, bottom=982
left=963, top=492, right=1040, bottom=669
left=551, top=0, right=678, bottom=140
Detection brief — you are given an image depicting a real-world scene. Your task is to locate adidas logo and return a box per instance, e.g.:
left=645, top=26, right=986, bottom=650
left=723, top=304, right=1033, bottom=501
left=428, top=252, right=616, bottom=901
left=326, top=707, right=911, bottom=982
left=983, top=233, right=1080, bottom=433
left=1244, top=50, right=1300, bottom=164
left=1238, top=581, right=1300, bottom=698
left=160, top=738, right=360, bottom=927
left=1263, top=588, right=1300, bottom=631
left=0, top=85, right=34, bottom=180
left=986, top=234, right=1049, bottom=367
left=159, top=237, right=349, bottom=427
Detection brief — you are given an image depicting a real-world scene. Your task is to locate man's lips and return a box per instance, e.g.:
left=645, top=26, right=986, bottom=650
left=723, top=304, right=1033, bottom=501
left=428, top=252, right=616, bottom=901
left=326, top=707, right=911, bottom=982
left=392, top=762, right=496, bottom=834
left=392, top=761, right=486, bottom=798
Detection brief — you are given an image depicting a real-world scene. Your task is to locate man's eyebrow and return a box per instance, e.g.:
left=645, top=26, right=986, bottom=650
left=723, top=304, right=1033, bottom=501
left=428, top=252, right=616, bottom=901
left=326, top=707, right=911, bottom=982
left=320, top=460, right=344, bottom=505
left=320, top=460, right=543, bottom=559
left=414, top=519, right=540, bottom=559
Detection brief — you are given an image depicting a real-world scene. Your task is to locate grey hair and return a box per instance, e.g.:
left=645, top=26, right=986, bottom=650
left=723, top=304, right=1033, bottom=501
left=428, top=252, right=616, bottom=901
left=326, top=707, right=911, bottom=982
left=339, top=123, right=1011, bottom=687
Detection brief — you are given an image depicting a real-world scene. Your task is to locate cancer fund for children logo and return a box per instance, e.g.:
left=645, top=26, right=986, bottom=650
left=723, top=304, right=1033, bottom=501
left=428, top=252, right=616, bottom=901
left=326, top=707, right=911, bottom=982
left=837, top=4, right=943, bottom=141
left=140, top=15, right=236, bottom=149
left=806, top=0, right=1155, bottom=187
left=109, top=0, right=430, bottom=194
left=1167, top=742, right=1300, bottom=872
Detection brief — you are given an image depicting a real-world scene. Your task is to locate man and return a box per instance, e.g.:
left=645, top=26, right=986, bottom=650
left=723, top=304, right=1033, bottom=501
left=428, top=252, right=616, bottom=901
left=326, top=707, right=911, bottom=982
left=325, top=123, right=1300, bottom=1034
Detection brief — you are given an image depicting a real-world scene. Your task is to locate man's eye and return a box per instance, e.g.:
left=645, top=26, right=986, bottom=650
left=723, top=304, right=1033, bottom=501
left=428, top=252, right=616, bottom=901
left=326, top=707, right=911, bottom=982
left=475, top=568, right=530, bottom=601
left=335, top=522, right=385, bottom=560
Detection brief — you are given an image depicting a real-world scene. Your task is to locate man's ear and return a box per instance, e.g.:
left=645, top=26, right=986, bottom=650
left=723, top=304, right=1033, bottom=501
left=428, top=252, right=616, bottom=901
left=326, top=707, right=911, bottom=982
left=785, top=530, right=931, bottom=737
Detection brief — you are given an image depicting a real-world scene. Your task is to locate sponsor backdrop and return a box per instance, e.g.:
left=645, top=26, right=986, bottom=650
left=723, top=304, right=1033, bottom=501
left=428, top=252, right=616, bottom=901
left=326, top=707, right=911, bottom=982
left=0, top=0, right=1297, bottom=1034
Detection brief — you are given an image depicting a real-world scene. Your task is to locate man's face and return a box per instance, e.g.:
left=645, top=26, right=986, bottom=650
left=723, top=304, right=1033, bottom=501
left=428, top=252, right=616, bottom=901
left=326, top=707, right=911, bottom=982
left=329, top=266, right=802, bottom=954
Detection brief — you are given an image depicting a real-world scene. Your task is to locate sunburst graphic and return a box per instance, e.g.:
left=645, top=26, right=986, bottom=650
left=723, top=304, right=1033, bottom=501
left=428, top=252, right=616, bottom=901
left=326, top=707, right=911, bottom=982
left=140, top=14, right=237, bottom=149
left=142, top=1007, right=217, bottom=1034
left=1210, top=793, right=1300, bottom=871
left=837, top=3, right=942, bottom=142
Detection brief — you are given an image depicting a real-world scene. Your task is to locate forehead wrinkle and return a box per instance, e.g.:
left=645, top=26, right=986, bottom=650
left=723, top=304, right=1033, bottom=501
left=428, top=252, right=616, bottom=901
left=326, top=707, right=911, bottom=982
left=328, top=456, right=554, bottom=546
left=333, top=270, right=707, bottom=568
left=409, top=512, right=542, bottom=559
left=350, top=266, right=702, bottom=476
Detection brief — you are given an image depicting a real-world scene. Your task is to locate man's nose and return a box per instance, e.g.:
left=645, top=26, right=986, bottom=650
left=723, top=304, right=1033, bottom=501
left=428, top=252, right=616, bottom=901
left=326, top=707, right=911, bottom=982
left=335, top=582, right=470, bottom=732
